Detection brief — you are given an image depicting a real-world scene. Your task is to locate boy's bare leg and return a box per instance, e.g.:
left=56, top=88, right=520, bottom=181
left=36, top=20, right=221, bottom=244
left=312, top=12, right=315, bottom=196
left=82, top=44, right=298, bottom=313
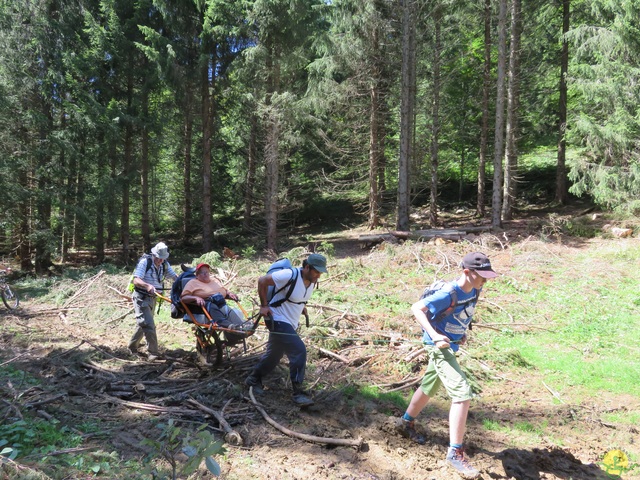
left=449, top=399, right=470, bottom=445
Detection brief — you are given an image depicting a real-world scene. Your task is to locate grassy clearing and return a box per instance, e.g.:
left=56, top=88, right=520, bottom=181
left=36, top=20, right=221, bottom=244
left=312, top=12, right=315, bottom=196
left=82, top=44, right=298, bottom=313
left=3, top=234, right=640, bottom=477
left=477, top=239, right=640, bottom=401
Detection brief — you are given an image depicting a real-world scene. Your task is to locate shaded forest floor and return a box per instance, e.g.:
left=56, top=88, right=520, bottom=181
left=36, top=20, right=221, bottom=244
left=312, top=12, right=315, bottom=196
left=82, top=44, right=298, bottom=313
left=1, top=204, right=639, bottom=480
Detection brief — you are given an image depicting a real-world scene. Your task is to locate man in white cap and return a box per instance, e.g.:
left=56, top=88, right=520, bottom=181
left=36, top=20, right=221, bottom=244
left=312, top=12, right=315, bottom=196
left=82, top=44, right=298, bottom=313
left=128, top=242, right=178, bottom=361
left=245, top=253, right=327, bottom=406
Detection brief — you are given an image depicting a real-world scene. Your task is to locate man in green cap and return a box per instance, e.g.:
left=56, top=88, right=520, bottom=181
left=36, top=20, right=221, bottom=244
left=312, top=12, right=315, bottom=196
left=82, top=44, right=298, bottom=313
left=246, top=253, right=327, bottom=406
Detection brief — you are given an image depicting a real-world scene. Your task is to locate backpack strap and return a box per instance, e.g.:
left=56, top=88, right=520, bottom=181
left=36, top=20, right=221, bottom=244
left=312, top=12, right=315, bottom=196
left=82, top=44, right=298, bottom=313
left=432, top=282, right=458, bottom=323
left=269, top=268, right=305, bottom=308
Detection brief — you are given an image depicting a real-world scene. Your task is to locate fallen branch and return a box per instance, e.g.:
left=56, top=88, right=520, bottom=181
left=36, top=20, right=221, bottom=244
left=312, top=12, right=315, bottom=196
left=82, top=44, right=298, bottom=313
left=0, top=352, right=29, bottom=367
left=542, top=381, right=565, bottom=404
left=63, top=270, right=105, bottom=308
left=383, top=376, right=421, bottom=393
left=187, top=398, right=243, bottom=446
left=247, top=387, right=363, bottom=448
left=106, top=285, right=133, bottom=301
left=105, top=306, right=135, bottom=324
left=305, top=303, right=365, bottom=325
left=312, top=346, right=349, bottom=363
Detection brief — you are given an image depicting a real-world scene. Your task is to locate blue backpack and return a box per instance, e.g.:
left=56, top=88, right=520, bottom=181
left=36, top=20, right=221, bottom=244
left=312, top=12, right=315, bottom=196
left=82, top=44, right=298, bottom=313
left=266, top=258, right=302, bottom=308
left=420, top=280, right=479, bottom=327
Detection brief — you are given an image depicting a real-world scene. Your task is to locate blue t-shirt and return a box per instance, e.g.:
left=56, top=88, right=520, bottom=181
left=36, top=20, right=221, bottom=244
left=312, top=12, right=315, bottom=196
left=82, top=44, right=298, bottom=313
left=421, top=283, right=480, bottom=352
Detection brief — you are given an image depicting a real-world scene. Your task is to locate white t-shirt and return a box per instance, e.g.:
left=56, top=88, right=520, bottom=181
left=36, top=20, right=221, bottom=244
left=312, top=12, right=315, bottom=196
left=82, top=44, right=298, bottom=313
left=270, top=268, right=314, bottom=329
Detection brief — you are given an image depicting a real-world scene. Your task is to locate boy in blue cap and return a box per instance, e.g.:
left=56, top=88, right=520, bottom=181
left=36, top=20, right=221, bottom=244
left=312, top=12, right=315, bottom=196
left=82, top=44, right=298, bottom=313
left=396, top=252, right=499, bottom=479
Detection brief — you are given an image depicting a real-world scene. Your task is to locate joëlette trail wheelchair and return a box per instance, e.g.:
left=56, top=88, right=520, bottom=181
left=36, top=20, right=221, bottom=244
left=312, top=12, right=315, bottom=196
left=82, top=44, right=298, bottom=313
left=169, top=268, right=261, bottom=366
left=181, top=295, right=260, bottom=365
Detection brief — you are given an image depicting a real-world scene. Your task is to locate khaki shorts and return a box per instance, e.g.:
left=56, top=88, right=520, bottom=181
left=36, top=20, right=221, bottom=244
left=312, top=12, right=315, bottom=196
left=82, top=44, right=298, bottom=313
left=419, top=344, right=473, bottom=402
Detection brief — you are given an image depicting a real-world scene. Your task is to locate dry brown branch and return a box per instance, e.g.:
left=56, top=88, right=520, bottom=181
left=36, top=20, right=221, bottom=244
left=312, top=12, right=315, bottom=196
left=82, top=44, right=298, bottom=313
left=99, top=394, right=196, bottom=415
left=105, top=285, right=133, bottom=301
left=383, top=376, right=421, bottom=393
left=312, top=346, right=349, bottom=363
left=542, top=381, right=565, bottom=404
left=63, top=270, right=105, bottom=308
left=247, top=387, right=363, bottom=448
left=0, top=352, right=28, bottom=367
left=305, top=303, right=365, bottom=325
left=25, top=393, right=67, bottom=409
left=23, top=446, right=99, bottom=459
left=403, top=347, right=425, bottom=362
left=187, top=398, right=243, bottom=446
left=105, top=307, right=135, bottom=324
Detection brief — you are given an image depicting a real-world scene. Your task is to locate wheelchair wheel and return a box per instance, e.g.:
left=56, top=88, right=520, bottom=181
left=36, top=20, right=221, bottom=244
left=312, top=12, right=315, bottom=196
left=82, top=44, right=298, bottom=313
left=1, top=284, right=19, bottom=310
left=195, top=328, right=223, bottom=366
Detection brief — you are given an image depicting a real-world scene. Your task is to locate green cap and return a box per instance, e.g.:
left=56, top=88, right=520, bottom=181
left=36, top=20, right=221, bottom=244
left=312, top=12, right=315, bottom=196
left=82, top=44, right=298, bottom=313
left=307, top=253, right=328, bottom=273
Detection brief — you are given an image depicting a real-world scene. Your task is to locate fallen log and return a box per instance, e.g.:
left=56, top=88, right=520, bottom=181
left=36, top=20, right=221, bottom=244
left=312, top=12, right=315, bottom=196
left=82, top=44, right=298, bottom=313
left=187, top=398, right=243, bottom=446
left=247, top=387, right=363, bottom=449
left=359, top=226, right=493, bottom=246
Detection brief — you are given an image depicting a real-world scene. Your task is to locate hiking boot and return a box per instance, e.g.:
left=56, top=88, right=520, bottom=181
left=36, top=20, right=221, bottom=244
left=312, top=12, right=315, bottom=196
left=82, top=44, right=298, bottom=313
left=292, top=383, right=314, bottom=407
left=446, top=446, right=480, bottom=479
left=245, top=374, right=264, bottom=395
left=292, top=391, right=314, bottom=406
left=394, top=418, right=426, bottom=445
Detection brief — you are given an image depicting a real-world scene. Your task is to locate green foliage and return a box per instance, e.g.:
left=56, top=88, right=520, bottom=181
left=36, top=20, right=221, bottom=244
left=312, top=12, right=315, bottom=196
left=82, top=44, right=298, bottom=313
left=141, top=419, right=224, bottom=479
left=0, top=418, right=81, bottom=458
left=191, top=251, right=222, bottom=269
left=565, top=0, right=640, bottom=212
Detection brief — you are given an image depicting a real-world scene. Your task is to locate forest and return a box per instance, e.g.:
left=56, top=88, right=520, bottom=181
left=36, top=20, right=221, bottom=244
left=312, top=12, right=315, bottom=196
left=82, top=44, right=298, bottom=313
left=1, top=0, right=639, bottom=272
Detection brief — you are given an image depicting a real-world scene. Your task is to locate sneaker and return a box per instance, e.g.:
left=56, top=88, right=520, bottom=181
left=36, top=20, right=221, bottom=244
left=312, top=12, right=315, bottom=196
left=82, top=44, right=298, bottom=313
left=292, top=391, right=314, bottom=406
left=147, top=354, right=160, bottom=362
left=245, top=374, right=264, bottom=395
left=446, top=446, right=480, bottom=479
left=394, top=418, right=426, bottom=445
left=128, top=344, right=139, bottom=355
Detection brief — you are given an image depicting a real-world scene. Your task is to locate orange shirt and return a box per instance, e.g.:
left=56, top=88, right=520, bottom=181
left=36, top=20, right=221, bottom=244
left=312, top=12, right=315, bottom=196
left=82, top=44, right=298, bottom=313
left=181, top=278, right=228, bottom=299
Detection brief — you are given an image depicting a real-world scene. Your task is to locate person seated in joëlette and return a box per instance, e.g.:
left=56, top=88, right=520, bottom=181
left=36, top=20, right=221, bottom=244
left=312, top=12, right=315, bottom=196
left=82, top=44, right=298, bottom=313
left=180, top=263, right=239, bottom=308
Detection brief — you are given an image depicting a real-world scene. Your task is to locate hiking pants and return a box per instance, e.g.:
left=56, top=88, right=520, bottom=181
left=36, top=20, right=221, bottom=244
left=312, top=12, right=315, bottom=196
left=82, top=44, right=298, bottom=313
left=129, top=290, right=159, bottom=355
left=252, top=321, right=306, bottom=386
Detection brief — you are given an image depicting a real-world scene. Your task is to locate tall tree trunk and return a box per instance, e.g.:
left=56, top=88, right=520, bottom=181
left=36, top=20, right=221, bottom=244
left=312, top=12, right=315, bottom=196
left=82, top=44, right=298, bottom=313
left=265, top=112, right=280, bottom=251
left=265, top=49, right=281, bottom=252
left=60, top=111, right=70, bottom=263
left=72, top=144, right=84, bottom=250
left=107, top=139, right=117, bottom=247
left=368, top=83, right=380, bottom=229
left=201, top=54, right=214, bottom=252
left=243, top=109, right=259, bottom=232
left=35, top=96, right=53, bottom=274
left=555, top=0, right=570, bottom=205
left=96, top=139, right=105, bottom=265
left=121, top=68, right=133, bottom=264
left=429, top=11, right=442, bottom=227
left=502, top=0, right=522, bottom=221
left=397, top=0, right=416, bottom=231
left=182, top=99, right=193, bottom=243
left=458, top=148, right=466, bottom=202
left=17, top=154, right=31, bottom=271
left=140, top=88, right=151, bottom=252
left=491, top=0, right=508, bottom=229
left=477, top=0, right=491, bottom=217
